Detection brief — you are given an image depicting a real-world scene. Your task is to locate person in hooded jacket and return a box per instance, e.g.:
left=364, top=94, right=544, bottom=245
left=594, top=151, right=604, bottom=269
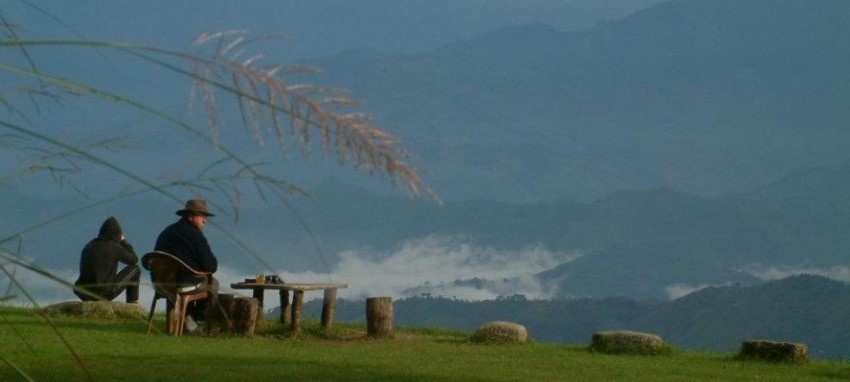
left=73, top=216, right=141, bottom=303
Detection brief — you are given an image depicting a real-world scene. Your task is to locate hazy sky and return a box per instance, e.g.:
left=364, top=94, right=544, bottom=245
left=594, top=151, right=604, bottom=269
left=7, top=0, right=666, bottom=59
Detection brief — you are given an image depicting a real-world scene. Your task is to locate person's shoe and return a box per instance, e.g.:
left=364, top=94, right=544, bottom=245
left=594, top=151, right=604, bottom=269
left=184, top=315, right=199, bottom=333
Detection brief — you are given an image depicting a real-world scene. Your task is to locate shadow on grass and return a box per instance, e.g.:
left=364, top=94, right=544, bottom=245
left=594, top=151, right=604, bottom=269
left=7, top=316, right=154, bottom=336
left=252, top=320, right=474, bottom=347
left=66, top=352, right=507, bottom=382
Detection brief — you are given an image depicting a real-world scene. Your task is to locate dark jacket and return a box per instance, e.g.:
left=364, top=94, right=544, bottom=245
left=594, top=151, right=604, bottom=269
left=74, top=217, right=138, bottom=299
left=154, top=217, right=218, bottom=285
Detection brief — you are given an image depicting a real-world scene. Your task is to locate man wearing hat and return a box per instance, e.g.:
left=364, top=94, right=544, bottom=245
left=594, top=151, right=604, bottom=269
left=154, top=199, right=219, bottom=331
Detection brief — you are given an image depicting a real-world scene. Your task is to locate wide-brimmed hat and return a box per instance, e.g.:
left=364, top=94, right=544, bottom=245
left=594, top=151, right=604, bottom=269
left=175, top=199, right=215, bottom=217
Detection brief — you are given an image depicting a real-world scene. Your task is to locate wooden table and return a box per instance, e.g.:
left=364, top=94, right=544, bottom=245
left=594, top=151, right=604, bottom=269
left=230, top=282, right=348, bottom=332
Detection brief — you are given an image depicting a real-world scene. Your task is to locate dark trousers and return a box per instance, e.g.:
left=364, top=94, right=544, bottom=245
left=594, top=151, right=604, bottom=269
left=76, top=264, right=141, bottom=303
left=187, top=276, right=219, bottom=320
left=112, top=264, right=141, bottom=303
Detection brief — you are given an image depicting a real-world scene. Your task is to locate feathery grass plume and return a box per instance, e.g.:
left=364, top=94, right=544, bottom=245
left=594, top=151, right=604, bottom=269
left=0, top=35, right=438, bottom=202
left=0, top=27, right=433, bottom=272
left=182, top=30, right=437, bottom=201
left=1, top=5, right=437, bottom=380
left=2, top=10, right=435, bottom=202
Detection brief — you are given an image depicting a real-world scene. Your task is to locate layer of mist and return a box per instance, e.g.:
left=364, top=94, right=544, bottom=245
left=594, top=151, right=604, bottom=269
left=6, top=238, right=850, bottom=314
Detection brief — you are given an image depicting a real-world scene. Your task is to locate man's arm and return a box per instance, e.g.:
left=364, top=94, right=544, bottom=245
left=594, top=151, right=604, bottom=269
left=191, top=230, right=218, bottom=273
left=116, top=240, right=138, bottom=265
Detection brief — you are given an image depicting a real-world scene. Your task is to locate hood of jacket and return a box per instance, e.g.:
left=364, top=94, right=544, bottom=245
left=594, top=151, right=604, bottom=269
left=97, top=216, right=123, bottom=241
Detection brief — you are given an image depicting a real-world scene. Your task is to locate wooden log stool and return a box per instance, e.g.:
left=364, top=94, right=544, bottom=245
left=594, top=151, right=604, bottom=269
left=234, top=297, right=259, bottom=337
left=206, top=294, right=258, bottom=337
left=739, top=340, right=809, bottom=363
left=366, top=297, right=394, bottom=338
left=207, top=293, right=236, bottom=336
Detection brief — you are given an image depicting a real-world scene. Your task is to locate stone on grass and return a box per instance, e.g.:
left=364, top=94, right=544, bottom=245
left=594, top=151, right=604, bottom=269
left=738, top=340, right=809, bottom=363
left=470, top=321, right=528, bottom=344
left=43, top=301, right=145, bottom=319
left=591, top=330, right=668, bottom=355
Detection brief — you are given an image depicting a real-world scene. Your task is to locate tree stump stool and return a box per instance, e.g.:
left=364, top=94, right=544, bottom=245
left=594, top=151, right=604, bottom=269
left=234, top=297, right=259, bottom=337
left=207, top=294, right=236, bottom=336
left=590, top=330, right=668, bottom=355
left=739, top=340, right=809, bottom=363
left=470, top=321, right=528, bottom=344
left=206, top=294, right=258, bottom=337
left=366, top=297, right=394, bottom=338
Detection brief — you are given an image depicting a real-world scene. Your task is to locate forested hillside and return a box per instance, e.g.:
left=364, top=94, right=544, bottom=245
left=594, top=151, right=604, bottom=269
left=304, top=275, right=850, bottom=359
left=308, top=0, right=850, bottom=202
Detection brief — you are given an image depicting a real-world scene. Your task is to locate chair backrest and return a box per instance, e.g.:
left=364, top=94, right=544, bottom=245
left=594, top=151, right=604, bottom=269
left=142, top=251, right=210, bottom=299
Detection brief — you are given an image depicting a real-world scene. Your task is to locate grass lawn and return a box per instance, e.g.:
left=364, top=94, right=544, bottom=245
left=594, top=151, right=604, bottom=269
left=1, top=307, right=848, bottom=381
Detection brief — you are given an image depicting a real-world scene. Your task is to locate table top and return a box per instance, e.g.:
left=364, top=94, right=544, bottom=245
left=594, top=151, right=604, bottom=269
left=230, top=282, right=348, bottom=291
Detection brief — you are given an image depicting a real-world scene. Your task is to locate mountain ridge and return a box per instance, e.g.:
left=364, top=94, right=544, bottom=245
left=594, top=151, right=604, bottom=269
left=305, top=274, right=850, bottom=359
left=307, top=0, right=850, bottom=202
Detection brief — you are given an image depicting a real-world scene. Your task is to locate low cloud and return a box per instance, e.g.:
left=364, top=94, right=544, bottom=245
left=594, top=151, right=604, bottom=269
left=274, top=236, right=563, bottom=302
left=3, top=237, right=565, bottom=312
left=403, top=273, right=552, bottom=300
left=665, top=283, right=716, bottom=300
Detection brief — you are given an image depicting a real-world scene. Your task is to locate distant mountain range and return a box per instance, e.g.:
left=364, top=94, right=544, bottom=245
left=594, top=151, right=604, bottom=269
left=632, top=275, right=850, bottom=358
left=535, top=247, right=760, bottom=300
left=304, top=275, right=850, bottom=360
left=12, top=0, right=664, bottom=60
left=307, top=0, right=850, bottom=202
left=280, top=159, right=850, bottom=269
left=9, top=0, right=849, bottom=205
left=5, top=159, right=849, bottom=302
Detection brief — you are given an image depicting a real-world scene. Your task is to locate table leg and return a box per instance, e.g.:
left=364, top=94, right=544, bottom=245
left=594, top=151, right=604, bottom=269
left=252, top=288, right=264, bottom=325
left=279, top=289, right=291, bottom=325
left=291, top=290, right=304, bottom=332
left=321, top=288, right=338, bottom=330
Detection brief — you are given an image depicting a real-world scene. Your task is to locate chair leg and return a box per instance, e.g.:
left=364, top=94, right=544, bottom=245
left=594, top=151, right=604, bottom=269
left=165, top=300, right=176, bottom=335
left=176, top=296, right=188, bottom=337
left=146, top=297, right=158, bottom=335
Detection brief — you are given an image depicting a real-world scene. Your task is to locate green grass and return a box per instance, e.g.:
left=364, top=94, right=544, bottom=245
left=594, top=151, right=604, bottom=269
left=1, top=307, right=849, bottom=381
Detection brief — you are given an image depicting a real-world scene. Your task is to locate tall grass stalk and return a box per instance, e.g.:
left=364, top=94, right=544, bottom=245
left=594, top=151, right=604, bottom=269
left=1, top=7, right=435, bottom=380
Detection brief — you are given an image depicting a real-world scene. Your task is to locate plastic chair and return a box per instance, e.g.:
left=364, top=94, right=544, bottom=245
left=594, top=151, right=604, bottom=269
left=142, top=251, right=211, bottom=336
